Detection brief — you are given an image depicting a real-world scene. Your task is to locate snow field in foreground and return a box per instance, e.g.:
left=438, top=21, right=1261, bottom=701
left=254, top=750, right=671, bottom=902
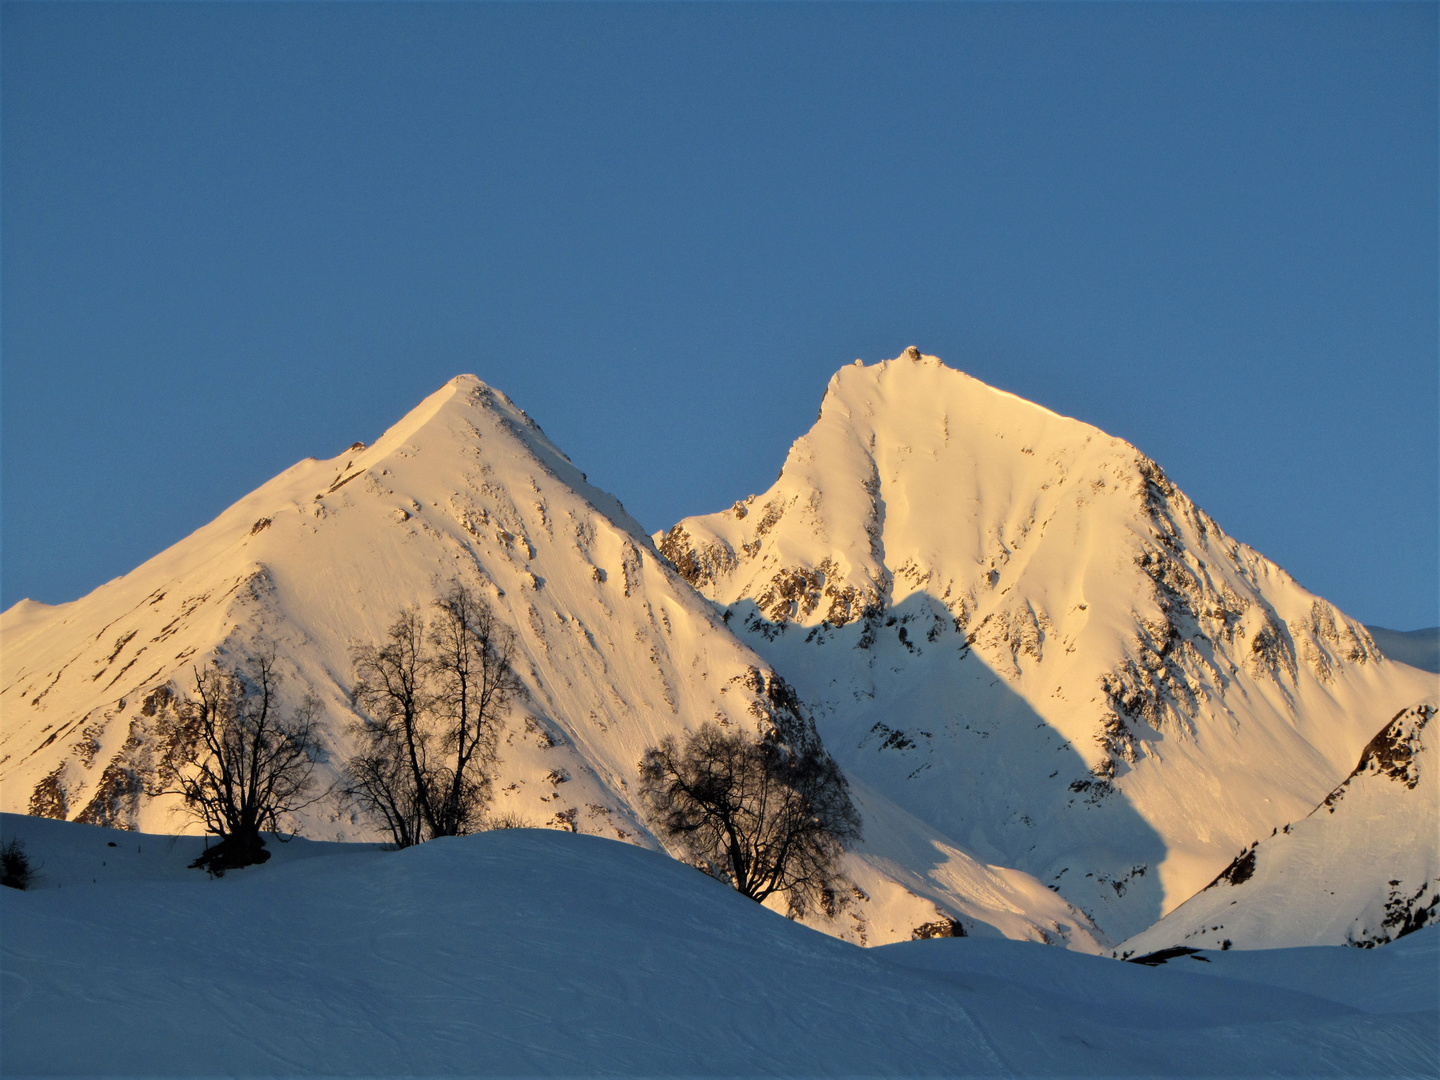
left=2, top=814, right=1436, bottom=1078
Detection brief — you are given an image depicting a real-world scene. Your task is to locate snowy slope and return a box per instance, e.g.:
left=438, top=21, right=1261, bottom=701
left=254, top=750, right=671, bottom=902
left=660, top=350, right=1438, bottom=941
left=1119, top=699, right=1439, bottom=954
left=0, top=375, right=1102, bottom=948
left=3, top=812, right=1435, bottom=1078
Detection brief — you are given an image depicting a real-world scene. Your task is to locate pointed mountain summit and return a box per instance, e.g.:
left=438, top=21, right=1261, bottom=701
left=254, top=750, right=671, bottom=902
left=660, top=351, right=1437, bottom=940
left=4, top=376, right=712, bottom=837
left=1, top=375, right=1104, bottom=948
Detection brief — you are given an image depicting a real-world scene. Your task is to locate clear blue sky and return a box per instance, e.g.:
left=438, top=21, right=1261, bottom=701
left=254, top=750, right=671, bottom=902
left=3, top=2, right=1436, bottom=628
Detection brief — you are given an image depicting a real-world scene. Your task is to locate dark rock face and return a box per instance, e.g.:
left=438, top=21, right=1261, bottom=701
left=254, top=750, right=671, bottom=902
left=1342, top=704, right=1434, bottom=793
left=27, top=768, right=67, bottom=820
left=1205, top=845, right=1259, bottom=890
left=1379, top=880, right=1438, bottom=941
left=911, top=917, right=965, bottom=939
left=658, top=525, right=736, bottom=592
left=74, top=760, right=145, bottom=830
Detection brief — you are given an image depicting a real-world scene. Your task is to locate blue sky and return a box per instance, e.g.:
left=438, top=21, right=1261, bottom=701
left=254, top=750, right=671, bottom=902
left=3, top=2, right=1436, bottom=627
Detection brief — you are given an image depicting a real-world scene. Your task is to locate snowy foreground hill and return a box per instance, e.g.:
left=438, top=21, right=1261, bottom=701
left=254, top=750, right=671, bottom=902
left=662, top=349, right=1437, bottom=942
left=0, top=374, right=1093, bottom=947
left=3, top=812, right=1437, bottom=1078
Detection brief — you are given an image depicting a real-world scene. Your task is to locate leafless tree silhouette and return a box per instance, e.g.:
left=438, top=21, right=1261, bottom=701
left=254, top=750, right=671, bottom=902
left=638, top=722, right=861, bottom=918
left=153, top=654, right=323, bottom=874
left=346, top=583, right=521, bottom=846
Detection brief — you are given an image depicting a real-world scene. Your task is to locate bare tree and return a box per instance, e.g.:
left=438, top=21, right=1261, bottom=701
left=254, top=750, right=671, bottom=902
left=346, top=584, right=521, bottom=846
left=427, top=585, right=519, bottom=836
left=152, top=654, right=324, bottom=874
left=638, top=722, right=862, bottom=918
left=347, top=609, right=430, bottom=848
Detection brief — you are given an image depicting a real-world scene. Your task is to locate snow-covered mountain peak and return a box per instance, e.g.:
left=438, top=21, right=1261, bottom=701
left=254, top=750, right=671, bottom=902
left=826, top=347, right=1081, bottom=427
left=310, top=372, right=640, bottom=540
left=661, top=353, right=1399, bottom=731
left=661, top=352, right=1436, bottom=940
left=663, top=351, right=1161, bottom=632
left=1, top=373, right=699, bottom=840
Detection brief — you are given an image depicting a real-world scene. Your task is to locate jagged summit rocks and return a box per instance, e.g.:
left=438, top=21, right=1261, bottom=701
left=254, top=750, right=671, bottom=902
left=660, top=351, right=1437, bottom=941
left=0, top=373, right=1102, bottom=948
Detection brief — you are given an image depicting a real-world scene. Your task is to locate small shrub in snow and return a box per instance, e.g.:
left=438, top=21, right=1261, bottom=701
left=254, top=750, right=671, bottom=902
left=1, top=838, right=34, bottom=890
left=551, top=807, right=579, bottom=832
left=483, top=810, right=534, bottom=830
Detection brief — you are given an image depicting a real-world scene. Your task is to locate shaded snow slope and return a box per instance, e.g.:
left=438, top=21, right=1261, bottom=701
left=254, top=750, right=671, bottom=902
left=0, top=814, right=375, bottom=890
left=0, top=376, right=1100, bottom=948
left=1367, top=626, right=1440, bottom=674
left=2, top=814, right=1435, bottom=1078
left=1120, top=699, right=1439, bottom=954
left=661, top=350, right=1437, bottom=941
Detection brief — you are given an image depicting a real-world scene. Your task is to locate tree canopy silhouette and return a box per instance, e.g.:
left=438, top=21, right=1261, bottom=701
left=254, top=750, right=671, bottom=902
left=346, top=583, right=521, bottom=846
left=638, top=722, right=861, bottom=918
left=153, top=653, right=323, bottom=874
